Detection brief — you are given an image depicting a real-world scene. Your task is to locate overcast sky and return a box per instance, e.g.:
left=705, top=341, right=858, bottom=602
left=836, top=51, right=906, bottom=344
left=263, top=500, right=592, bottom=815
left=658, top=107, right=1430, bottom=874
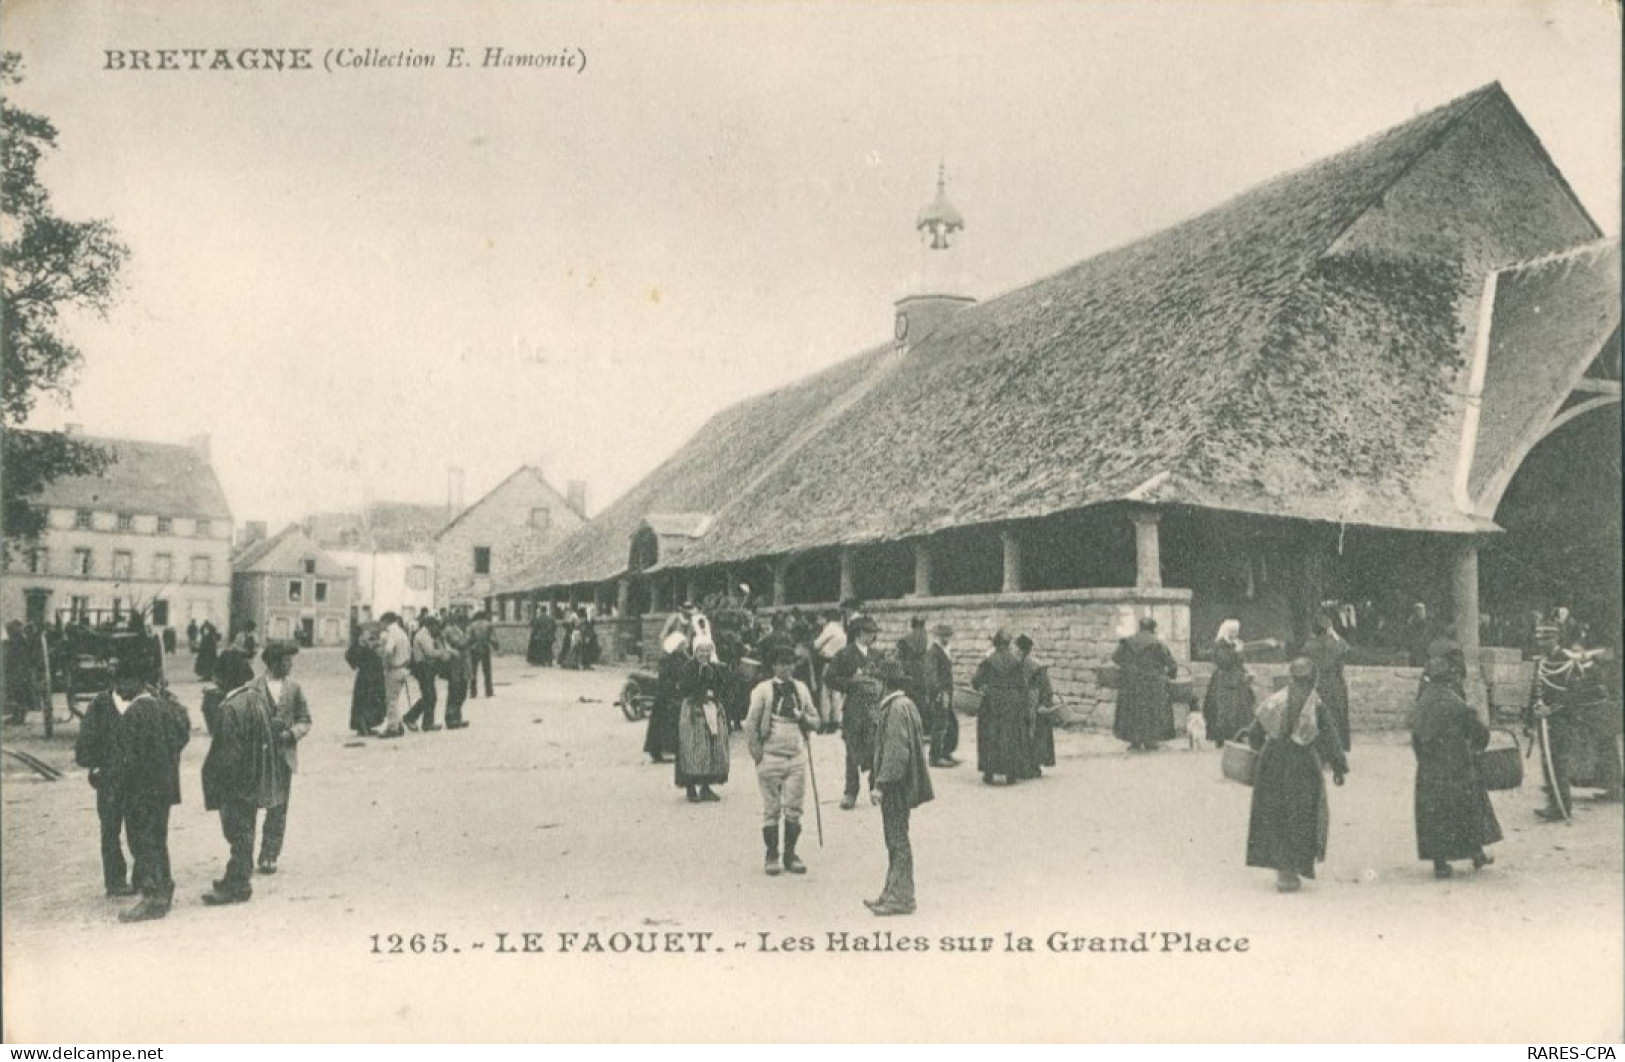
left=5, top=0, right=1619, bottom=529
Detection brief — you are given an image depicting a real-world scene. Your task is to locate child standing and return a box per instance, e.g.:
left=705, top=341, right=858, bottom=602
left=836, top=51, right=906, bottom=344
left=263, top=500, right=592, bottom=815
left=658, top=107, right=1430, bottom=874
left=745, top=646, right=818, bottom=875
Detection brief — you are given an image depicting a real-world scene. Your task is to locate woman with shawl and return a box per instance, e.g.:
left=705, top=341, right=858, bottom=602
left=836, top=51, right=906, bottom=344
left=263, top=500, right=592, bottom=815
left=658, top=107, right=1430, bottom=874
left=675, top=621, right=730, bottom=802
left=1112, top=617, right=1178, bottom=751
left=643, top=631, right=687, bottom=764
left=972, top=629, right=1035, bottom=785
left=1412, top=646, right=1500, bottom=878
left=1303, top=612, right=1353, bottom=753
left=1245, top=657, right=1348, bottom=893
left=346, top=623, right=387, bottom=736
left=1201, top=619, right=1256, bottom=748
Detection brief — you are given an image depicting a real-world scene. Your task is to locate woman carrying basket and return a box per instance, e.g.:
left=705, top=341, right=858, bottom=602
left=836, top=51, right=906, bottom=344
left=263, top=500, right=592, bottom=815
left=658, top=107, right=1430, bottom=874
left=1411, top=645, right=1500, bottom=879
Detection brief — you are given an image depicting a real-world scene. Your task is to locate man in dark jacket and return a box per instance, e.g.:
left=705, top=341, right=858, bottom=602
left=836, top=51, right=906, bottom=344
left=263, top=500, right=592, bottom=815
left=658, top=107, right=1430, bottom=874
left=201, top=652, right=283, bottom=905
left=867, top=657, right=934, bottom=916
left=467, top=611, right=497, bottom=697
left=114, top=665, right=191, bottom=922
left=254, top=641, right=312, bottom=873
left=76, top=656, right=190, bottom=910
left=826, top=616, right=882, bottom=809
left=927, top=624, right=961, bottom=767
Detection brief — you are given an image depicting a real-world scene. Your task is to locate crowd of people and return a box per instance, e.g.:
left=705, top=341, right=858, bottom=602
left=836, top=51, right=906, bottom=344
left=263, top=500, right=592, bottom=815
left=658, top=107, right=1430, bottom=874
left=522, top=605, right=601, bottom=670
left=38, top=586, right=1623, bottom=924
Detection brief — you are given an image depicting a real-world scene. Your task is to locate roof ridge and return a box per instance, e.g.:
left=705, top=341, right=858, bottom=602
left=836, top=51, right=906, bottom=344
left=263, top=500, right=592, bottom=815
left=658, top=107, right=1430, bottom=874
left=1315, top=82, right=1501, bottom=262
left=1493, top=236, right=1621, bottom=275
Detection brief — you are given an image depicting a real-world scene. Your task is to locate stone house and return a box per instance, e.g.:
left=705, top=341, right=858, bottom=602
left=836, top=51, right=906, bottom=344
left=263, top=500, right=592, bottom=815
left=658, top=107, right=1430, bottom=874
left=433, top=467, right=586, bottom=612
left=231, top=524, right=356, bottom=646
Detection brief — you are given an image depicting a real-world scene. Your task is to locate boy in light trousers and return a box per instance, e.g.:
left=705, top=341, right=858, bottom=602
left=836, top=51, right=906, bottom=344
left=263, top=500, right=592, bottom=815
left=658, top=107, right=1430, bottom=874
left=745, top=645, right=818, bottom=876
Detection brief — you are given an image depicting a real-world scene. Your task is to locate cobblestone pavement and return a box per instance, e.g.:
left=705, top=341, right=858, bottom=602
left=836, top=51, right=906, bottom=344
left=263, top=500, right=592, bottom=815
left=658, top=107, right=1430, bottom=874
left=3, top=649, right=1620, bottom=1041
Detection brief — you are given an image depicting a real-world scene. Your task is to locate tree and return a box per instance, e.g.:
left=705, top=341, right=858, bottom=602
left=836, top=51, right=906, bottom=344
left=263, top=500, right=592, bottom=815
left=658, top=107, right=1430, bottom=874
left=1, top=52, right=126, bottom=541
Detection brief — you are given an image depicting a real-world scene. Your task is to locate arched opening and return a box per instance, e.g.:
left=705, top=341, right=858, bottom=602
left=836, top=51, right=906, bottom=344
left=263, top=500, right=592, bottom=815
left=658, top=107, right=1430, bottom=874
left=1481, top=402, right=1622, bottom=650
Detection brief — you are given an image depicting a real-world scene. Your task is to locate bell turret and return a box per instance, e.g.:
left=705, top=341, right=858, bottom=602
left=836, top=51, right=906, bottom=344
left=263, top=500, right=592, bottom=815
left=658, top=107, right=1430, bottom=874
left=895, top=163, right=974, bottom=345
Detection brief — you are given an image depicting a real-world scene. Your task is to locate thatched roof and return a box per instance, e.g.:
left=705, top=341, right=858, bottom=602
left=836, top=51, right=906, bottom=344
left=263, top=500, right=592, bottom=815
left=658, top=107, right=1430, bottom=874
left=1467, top=239, right=1622, bottom=511
left=521, top=83, right=1604, bottom=590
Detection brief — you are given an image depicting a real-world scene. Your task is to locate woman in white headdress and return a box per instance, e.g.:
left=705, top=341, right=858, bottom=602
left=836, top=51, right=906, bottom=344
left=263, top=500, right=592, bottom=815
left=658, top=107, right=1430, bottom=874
left=1201, top=618, right=1256, bottom=749
left=675, top=616, right=731, bottom=802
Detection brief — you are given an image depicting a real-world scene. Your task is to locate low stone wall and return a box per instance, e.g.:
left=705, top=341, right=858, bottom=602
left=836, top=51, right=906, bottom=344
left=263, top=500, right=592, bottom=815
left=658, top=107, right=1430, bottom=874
left=491, top=619, right=644, bottom=665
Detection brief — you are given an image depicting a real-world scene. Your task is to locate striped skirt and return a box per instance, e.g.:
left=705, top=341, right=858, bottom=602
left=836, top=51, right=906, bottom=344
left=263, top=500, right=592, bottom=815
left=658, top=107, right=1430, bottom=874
left=675, top=697, right=730, bottom=787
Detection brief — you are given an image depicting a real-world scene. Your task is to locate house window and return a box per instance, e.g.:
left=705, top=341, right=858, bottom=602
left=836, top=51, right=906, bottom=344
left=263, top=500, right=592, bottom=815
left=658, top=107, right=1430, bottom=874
left=28, top=549, right=48, bottom=575
left=153, top=554, right=173, bottom=581
left=72, top=548, right=92, bottom=575
left=74, top=509, right=93, bottom=529
left=473, top=546, right=491, bottom=575
left=190, top=556, right=212, bottom=582
left=112, top=551, right=133, bottom=579
left=303, top=558, right=316, bottom=574
left=196, top=519, right=211, bottom=538
left=116, top=513, right=134, bottom=532
left=314, top=581, right=329, bottom=604
left=288, top=580, right=304, bottom=603
left=157, top=516, right=173, bottom=535
left=529, top=508, right=551, bottom=532
left=406, top=565, right=429, bottom=591
left=69, top=596, right=90, bottom=621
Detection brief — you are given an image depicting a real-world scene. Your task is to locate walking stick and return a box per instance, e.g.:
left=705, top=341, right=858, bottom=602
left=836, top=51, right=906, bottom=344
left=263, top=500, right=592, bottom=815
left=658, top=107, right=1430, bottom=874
left=803, top=728, right=824, bottom=848
left=1538, top=713, right=1571, bottom=822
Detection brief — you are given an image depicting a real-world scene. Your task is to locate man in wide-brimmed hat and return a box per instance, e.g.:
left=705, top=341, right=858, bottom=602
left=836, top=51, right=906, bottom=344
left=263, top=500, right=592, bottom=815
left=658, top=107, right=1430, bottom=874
left=826, top=615, right=883, bottom=809
left=201, top=650, right=281, bottom=905
left=253, top=640, right=310, bottom=874
left=745, top=645, right=818, bottom=876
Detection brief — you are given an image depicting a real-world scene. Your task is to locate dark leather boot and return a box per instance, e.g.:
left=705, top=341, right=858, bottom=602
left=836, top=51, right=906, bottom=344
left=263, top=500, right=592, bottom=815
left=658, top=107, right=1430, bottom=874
left=763, top=824, right=781, bottom=876
left=782, top=821, right=806, bottom=874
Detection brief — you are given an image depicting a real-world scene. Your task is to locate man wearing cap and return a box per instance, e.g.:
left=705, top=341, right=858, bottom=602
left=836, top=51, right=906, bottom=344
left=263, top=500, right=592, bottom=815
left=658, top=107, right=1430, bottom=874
left=1528, top=624, right=1586, bottom=822
left=745, top=646, right=818, bottom=876
left=250, top=642, right=311, bottom=874
left=404, top=614, right=446, bottom=732
left=826, top=615, right=883, bottom=809
left=201, top=651, right=283, bottom=905
left=927, top=624, right=961, bottom=767
left=76, top=654, right=192, bottom=920
left=867, top=657, right=933, bottom=916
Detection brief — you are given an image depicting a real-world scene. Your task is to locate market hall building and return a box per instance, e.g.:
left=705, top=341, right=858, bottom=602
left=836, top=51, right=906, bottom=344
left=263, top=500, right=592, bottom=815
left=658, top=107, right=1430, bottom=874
left=495, top=84, right=1620, bottom=728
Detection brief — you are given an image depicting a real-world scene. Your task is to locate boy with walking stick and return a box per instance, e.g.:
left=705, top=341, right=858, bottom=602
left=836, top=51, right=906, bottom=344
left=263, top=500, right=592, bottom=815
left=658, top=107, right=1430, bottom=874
left=745, top=645, right=818, bottom=876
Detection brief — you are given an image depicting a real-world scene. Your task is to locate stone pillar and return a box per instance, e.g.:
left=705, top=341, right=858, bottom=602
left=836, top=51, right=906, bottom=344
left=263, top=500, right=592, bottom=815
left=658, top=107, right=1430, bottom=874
left=1453, top=540, right=1487, bottom=712
left=650, top=577, right=668, bottom=614
left=616, top=579, right=631, bottom=617
left=685, top=575, right=699, bottom=606
left=913, top=542, right=933, bottom=598
left=772, top=558, right=790, bottom=607
left=1131, top=508, right=1163, bottom=589
left=1001, top=531, right=1023, bottom=593
left=839, top=548, right=855, bottom=602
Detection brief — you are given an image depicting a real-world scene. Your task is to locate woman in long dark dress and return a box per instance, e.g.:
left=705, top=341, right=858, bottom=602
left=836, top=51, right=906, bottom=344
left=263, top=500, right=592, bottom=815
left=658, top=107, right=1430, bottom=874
left=346, top=624, right=387, bottom=736
left=194, top=622, right=220, bottom=682
left=675, top=631, right=730, bottom=802
left=643, top=633, right=686, bottom=764
left=1201, top=619, right=1256, bottom=748
left=526, top=610, right=557, bottom=666
left=1412, top=651, right=1500, bottom=878
left=1112, top=617, right=1178, bottom=750
left=1246, top=657, right=1348, bottom=892
left=1014, top=635, right=1056, bottom=778
left=972, top=629, right=1034, bottom=785
left=1303, top=612, right=1352, bottom=753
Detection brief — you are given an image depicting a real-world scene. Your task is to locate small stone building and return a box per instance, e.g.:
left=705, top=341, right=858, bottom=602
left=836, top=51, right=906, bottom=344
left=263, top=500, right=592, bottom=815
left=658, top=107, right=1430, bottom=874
left=434, top=466, right=586, bottom=612
left=231, top=524, right=356, bottom=646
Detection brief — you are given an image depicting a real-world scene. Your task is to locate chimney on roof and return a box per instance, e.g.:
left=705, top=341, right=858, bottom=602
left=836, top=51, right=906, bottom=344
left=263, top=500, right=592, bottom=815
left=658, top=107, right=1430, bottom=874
left=240, top=521, right=268, bottom=548
left=447, top=466, right=466, bottom=517
left=187, top=434, right=211, bottom=461
left=567, top=480, right=588, bottom=517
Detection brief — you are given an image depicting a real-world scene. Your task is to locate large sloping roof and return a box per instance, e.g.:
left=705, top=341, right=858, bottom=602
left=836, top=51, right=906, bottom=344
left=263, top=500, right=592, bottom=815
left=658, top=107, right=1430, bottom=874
left=524, top=83, right=1604, bottom=588
left=17, top=431, right=232, bottom=521
left=1468, top=239, right=1622, bottom=510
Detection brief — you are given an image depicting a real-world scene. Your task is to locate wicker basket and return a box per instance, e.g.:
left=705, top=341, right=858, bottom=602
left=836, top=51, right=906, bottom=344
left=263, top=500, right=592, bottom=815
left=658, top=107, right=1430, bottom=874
left=1476, top=728, right=1523, bottom=791
left=1221, top=734, right=1258, bottom=786
left=954, top=686, right=984, bottom=717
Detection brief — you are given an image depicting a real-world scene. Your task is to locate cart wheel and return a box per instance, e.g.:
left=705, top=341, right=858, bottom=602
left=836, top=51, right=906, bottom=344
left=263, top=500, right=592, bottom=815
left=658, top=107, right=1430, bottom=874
left=619, top=681, right=645, bottom=721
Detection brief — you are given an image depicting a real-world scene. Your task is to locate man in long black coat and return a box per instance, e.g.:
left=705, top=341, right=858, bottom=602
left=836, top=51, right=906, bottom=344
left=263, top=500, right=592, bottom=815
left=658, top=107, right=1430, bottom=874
left=826, top=617, right=882, bottom=809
